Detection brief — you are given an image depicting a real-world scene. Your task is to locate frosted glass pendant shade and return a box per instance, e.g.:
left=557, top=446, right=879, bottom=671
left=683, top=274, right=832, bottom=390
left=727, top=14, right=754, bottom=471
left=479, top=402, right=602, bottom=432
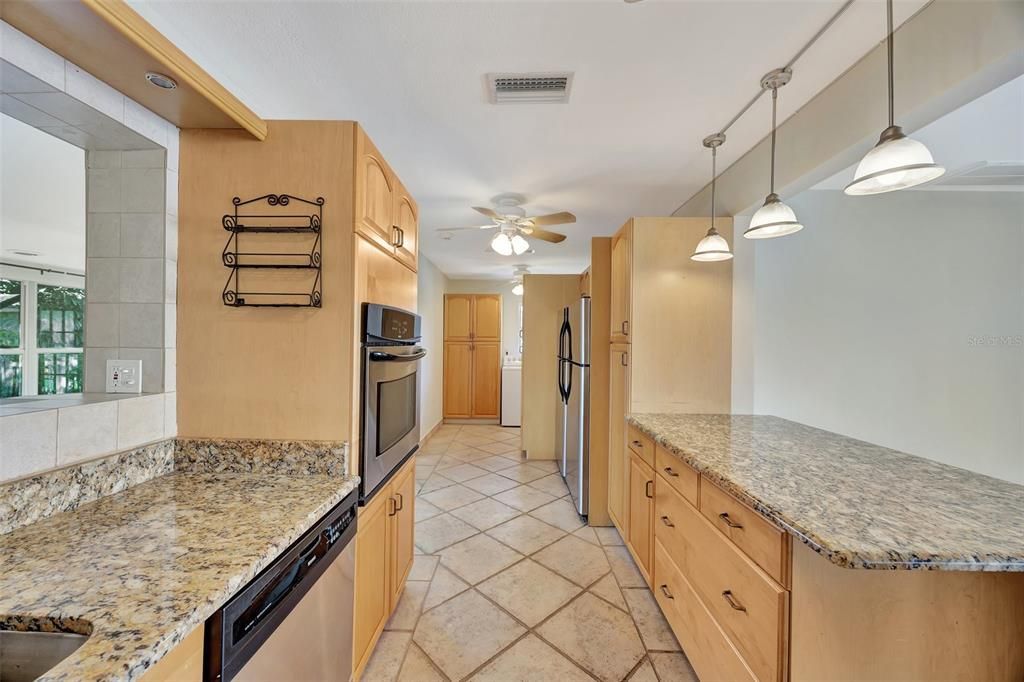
left=844, top=126, right=945, bottom=195
left=510, top=234, right=530, bottom=255
left=691, top=229, right=733, bottom=262
left=512, top=282, right=524, bottom=296
left=744, top=194, right=803, bottom=239
left=491, top=232, right=513, bottom=256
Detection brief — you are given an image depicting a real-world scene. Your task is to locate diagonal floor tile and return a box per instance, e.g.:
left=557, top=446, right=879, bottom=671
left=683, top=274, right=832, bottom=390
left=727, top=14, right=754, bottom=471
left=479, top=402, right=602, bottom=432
left=415, top=513, right=478, bottom=554
left=474, top=455, right=521, bottom=472
left=476, top=441, right=522, bottom=456
left=419, top=473, right=456, bottom=494
left=572, top=525, right=601, bottom=545
left=386, top=581, right=429, bottom=631
left=408, top=554, right=440, bottom=581
left=533, top=534, right=611, bottom=587
left=423, top=565, right=470, bottom=610
left=413, top=590, right=526, bottom=681
left=477, top=559, right=581, bottom=627
left=529, top=473, right=571, bottom=498
left=649, top=652, right=699, bottom=681
left=623, top=588, right=681, bottom=651
left=438, top=534, right=523, bottom=584
left=589, top=572, right=628, bottom=611
left=415, top=499, right=443, bottom=523
left=462, top=472, right=519, bottom=496
left=536, top=593, right=645, bottom=682
left=437, top=462, right=490, bottom=483
left=494, top=485, right=557, bottom=512
left=449, top=497, right=521, bottom=531
left=420, top=484, right=485, bottom=511
left=486, top=515, right=566, bottom=555
left=529, top=459, right=560, bottom=473
left=595, top=526, right=625, bottom=546
left=398, top=643, right=445, bottom=682
left=362, top=631, right=412, bottom=682
left=530, top=497, right=586, bottom=532
left=605, top=545, right=647, bottom=588
left=469, top=634, right=592, bottom=681
left=628, top=658, right=659, bottom=682
left=500, top=463, right=550, bottom=484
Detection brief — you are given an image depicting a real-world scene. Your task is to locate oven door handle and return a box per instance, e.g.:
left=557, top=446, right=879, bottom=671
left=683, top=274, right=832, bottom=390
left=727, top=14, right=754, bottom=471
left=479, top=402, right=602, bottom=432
left=369, top=348, right=427, bottom=362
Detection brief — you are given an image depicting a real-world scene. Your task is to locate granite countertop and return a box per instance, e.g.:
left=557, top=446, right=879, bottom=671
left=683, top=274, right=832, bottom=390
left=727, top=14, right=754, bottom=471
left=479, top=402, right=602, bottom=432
left=0, top=470, right=358, bottom=681
left=628, top=414, right=1024, bottom=572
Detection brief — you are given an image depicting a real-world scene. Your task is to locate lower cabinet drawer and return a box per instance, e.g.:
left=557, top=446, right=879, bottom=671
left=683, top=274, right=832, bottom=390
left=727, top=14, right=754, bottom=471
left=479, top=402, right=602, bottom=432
left=654, top=541, right=756, bottom=682
left=627, top=423, right=655, bottom=468
left=672, top=494, right=789, bottom=682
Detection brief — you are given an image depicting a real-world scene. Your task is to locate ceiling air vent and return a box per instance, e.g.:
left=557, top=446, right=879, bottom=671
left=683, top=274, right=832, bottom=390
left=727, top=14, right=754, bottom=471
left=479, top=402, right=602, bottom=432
left=487, top=72, right=574, bottom=104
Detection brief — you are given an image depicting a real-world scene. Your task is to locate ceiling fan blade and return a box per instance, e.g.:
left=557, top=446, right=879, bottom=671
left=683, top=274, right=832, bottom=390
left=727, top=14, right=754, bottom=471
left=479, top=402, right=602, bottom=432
left=524, top=211, right=576, bottom=227
left=436, top=225, right=496, bottom=232
left=472, top=206, right=502, bottom=220
left=527, top=228, right=567, bottom=243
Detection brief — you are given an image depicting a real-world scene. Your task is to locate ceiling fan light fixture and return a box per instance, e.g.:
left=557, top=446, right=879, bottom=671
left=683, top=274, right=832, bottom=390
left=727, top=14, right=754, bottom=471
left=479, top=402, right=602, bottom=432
left=512, top=282, right=524, bottom=296
left=491, top=232, right=514, bottom=256
left=510, top=234, right=530, bottom=255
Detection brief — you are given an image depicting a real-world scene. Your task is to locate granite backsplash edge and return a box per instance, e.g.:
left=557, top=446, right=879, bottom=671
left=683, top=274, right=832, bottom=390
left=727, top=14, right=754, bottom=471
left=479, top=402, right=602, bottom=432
left=0, top=438, right=349, bottom=534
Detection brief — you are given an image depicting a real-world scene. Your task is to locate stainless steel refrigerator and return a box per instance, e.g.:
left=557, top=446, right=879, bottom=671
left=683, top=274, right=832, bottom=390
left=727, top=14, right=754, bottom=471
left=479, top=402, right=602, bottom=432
left=556, top=297, right=590, bottom=516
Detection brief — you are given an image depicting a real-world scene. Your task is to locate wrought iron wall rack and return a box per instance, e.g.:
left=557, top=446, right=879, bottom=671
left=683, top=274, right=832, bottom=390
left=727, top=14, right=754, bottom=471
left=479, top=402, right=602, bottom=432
left=222, top=193, right=324, bottom=307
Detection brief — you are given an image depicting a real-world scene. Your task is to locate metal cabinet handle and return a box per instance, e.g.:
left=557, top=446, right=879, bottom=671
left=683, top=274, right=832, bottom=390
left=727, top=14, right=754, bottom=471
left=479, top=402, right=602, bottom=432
left=397, top=227, right=405, bottom=248
left=620, top=353, right=629, bottom=367
left=660, top=515, right=674, bottom=528
left=718, top=512, right=743, bottom=529
left=722, top=590, right=747, bottom=612
left=391, top=225, right=401, bottom=246
left=660, top=585, right=674, bottom=600
left=621, top=320, right=630, bottom=335
left=645, top=480, right=654, bottom=499
left=631, top=440, right=643, bottom=449
left=663, top=467, right=679, bottom=477
left=388, top=497, right=398, bottom=517
left=395, top=493, right=404, bottom=512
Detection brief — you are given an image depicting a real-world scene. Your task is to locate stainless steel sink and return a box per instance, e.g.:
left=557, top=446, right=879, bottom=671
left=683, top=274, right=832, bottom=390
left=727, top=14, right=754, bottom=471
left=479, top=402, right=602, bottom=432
left=0, top=630, right=89, bottom=682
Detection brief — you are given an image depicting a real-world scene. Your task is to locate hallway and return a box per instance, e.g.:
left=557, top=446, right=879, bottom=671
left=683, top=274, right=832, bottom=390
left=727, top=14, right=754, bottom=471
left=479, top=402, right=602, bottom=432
left=362, top=424, right=697, bottom=681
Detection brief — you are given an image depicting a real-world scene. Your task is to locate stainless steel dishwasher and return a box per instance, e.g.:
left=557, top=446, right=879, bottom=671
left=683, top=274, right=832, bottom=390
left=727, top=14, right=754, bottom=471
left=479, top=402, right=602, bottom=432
left=204, top=490, right=357, bottom=682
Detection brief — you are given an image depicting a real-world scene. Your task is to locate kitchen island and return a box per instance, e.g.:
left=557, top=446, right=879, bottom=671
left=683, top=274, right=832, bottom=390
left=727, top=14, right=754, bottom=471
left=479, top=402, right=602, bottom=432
left=624, top=413, right=1024, bottom=681
left=0, top=469, right=358, bottom=682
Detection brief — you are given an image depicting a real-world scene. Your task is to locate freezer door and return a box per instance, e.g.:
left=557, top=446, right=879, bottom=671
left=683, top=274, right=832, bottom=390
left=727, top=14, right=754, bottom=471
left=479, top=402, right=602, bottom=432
left=564, top=363, right=590, bottom=516
left=567, top=298, right=591, bottom=366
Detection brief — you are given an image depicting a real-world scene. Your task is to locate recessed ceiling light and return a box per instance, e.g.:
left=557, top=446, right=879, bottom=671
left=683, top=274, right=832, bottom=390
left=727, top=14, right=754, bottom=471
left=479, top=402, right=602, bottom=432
left=145, top=72, right=178, bottom=90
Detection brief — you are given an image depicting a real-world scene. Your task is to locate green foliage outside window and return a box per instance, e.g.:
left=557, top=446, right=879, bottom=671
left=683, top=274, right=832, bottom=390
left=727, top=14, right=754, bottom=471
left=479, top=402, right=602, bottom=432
left=0, top=279, right=21, bottom=349
left=37, top=285, right=84, bottom=348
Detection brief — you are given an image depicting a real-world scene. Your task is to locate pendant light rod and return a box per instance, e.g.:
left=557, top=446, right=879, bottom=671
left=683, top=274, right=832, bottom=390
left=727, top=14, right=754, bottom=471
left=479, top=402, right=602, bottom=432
left=770, top=87, right=778, bottom=193
left=887, top=0, right=895, bottom=129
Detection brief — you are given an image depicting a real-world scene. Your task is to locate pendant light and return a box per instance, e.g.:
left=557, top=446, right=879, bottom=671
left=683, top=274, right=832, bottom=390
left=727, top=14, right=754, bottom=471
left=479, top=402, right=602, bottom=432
left=845, top=0, right=943, bottom=195
left=745, top=68, right=803, bottom=240
left=692, top=133, right=733, bottom=262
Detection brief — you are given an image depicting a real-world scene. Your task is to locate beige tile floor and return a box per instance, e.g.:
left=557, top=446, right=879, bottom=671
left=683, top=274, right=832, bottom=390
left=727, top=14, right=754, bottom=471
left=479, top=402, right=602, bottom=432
left=362, top=424, right=699, bottom=682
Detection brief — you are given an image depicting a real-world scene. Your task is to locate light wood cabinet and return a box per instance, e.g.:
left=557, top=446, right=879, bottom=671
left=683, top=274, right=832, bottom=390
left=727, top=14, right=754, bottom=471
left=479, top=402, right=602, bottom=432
left=443, top=294, right=502, bottom=420
left=353, top=455, right=416, bottom=680
left=610, top=222, right=632, bottom=342
left=627, top=450, right=654, bottom=586
left=607, top=344, right=630, bottom=530
left=355, top=127, right=418, bottom=272
left=141, top=625, right=203, bottom=682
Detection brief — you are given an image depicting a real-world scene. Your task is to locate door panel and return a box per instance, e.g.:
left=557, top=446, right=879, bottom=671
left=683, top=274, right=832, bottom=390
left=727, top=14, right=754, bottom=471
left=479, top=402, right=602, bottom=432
left=473, top=295, right=502, bottom=341
left=353, top=493, right=390, bottom=677
left=471, top=342, right=501, bottom=418
left=628, top=452, right=654, bottom=586
left=608, top=344, right=630, bottom=532
left=444, top=342, right=473, bottom=418
left=394, top=188, right=418, bottom=272
left=390, top=459, right=416, bottom=605
left=610, top=222, right=631, bottom=343
left=357, top=149, right=395, bottom=254
left=444, top=295, right=473, bottom=341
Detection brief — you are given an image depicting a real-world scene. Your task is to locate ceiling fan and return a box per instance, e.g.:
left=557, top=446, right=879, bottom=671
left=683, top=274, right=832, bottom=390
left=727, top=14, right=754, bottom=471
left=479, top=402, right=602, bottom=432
left=437, top=194, right=576, bottom=256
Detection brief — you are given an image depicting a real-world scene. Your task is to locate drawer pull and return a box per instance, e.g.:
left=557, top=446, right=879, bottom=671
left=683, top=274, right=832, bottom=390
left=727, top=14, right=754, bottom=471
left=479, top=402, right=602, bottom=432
left=388, top=497, right=398, bottom=517
left=660, top=585, right=674, bottom=600
left=631, top=440, right=643, bottom=449
left=660, top=515, right=674, bottom=527
left=663, top=466, right=679, bottom=477
left=722, top=590, right=747, bottom=612
left=645, top=480, right=654, bottom=498
left=718, top=512, right=743, bottom=529
left=395, top=493, right=404, bottom=512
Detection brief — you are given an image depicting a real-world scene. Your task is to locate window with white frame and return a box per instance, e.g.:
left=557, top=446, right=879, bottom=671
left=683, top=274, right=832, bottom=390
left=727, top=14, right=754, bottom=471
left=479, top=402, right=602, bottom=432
left=0, top=278, right=84, bottom=398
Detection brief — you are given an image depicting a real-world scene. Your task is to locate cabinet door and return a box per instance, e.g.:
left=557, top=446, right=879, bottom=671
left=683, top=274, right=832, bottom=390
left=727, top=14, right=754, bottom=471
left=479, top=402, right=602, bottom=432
left=393, top=185, right=418, bottom=272
left=608, top=344, right=630, bottom=532
left=444, top=342, right=473, bottom=418
left=471, top=342, right=501, bottom=418
left=389, top=458, right=416, bottom=605
left=610, top=222, right=632, bottom=343
left=473, top=294, right=502, bottom=341
left=628, top=452, right=654, bottom=586
left=444, top=295, right=474, bottom=341
left=353, top=491, right=391, bottom=677
left=357, top=134, right=397, bottom=254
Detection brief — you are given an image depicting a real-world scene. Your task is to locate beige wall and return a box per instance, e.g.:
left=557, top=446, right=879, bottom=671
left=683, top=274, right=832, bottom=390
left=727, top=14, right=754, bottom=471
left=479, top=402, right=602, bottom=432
left=417, top=254, right=449, bottom=436
left=177, top=121, right=355, bottom=441
left=521, top=274, right=580, bottom=460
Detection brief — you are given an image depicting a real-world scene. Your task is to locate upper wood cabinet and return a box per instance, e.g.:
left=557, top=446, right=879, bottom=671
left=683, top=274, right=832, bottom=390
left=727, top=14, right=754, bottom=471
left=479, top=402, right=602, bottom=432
left=473, top=295, right=502, bottom=341
left=610, top=221, right=632, bottom=343
left=355, top=126, right=418, bottom=272
left=444, top=295, right=474, bottom=341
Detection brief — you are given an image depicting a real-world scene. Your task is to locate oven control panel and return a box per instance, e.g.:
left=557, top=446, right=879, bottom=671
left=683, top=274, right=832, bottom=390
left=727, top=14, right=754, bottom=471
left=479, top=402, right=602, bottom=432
left=364, top=303, right=422, bottom=344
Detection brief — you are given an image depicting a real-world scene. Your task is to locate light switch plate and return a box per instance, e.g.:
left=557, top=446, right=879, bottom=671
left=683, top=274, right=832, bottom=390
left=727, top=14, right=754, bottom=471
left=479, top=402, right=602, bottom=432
left=106, top=359, right=143, bottom=393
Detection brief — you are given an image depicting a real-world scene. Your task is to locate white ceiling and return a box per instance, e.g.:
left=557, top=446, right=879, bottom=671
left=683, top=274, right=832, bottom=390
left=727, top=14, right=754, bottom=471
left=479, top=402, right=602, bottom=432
left=130, top=0, right=927, bottom=279
left=814, top=74, right=1024, bottom=191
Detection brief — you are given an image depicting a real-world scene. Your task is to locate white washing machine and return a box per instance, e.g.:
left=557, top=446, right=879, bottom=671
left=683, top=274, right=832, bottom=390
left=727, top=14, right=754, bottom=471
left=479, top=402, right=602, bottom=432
left=501, top=362, right=522, bottom=426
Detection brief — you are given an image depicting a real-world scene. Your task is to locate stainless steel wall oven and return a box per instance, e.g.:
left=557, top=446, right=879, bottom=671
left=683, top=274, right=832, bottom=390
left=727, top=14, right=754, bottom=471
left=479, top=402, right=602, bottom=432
left=360, top=303, right=424, bottom=503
